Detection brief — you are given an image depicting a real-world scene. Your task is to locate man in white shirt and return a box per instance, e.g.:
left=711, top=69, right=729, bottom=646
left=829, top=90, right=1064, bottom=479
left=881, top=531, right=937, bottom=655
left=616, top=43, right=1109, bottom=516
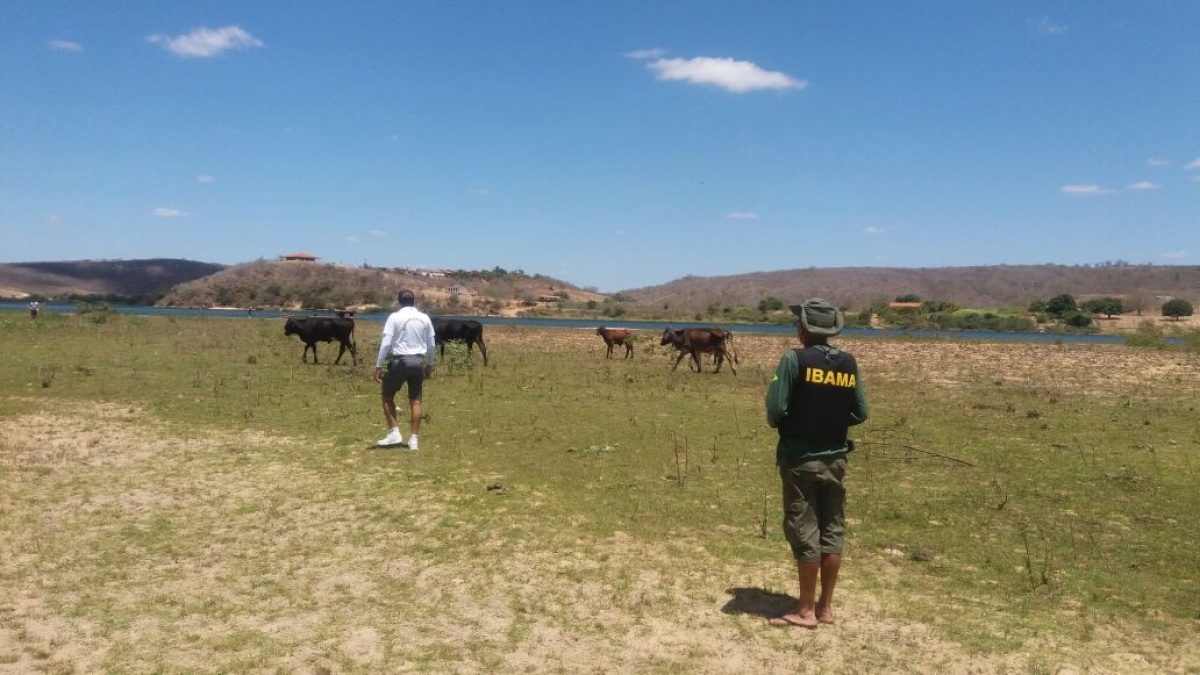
left=374, top=289, right=436, bottom=450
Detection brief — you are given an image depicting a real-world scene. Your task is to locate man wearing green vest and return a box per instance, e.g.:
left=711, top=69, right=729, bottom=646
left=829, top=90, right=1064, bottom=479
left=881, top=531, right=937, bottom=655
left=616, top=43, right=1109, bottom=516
left=765, top=298, right=868, bottom=629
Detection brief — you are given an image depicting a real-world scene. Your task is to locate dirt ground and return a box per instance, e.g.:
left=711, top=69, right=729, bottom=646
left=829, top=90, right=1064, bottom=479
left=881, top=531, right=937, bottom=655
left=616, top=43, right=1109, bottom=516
left=3, top=396, right=1198, bottom=673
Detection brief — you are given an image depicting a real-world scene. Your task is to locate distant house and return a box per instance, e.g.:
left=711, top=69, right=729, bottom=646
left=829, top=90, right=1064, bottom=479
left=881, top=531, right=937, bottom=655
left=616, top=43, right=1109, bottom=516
left=536, top=291, right=561, bottom=303
left=447, top=285, right=475, bottom=296
left=888, top=301, right=923, bottom=309
left=280, top=252, right=318, bottom=262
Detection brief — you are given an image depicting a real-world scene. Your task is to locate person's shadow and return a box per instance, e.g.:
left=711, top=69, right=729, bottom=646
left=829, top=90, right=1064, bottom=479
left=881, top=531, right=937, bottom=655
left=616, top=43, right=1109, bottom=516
left=720, top=587, right=797, bottom=619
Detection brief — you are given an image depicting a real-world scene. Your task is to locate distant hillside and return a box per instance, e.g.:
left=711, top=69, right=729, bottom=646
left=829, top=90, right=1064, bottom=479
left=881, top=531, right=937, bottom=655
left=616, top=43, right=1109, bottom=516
left=159, top=260, right=605, bottom=314
left=623, top=264, right=1200, bottom=311
left=0, top=259, right=225, bottom=301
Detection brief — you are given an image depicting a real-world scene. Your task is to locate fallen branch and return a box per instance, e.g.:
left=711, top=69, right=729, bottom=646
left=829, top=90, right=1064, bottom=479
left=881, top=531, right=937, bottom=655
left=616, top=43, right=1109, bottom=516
left=857, top=440, right=976, bottom=467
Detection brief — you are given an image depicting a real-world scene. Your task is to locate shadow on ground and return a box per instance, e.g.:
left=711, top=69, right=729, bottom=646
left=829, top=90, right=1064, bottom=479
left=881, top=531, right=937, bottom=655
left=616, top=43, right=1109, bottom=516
left=721, top=587, right=796, bottom=619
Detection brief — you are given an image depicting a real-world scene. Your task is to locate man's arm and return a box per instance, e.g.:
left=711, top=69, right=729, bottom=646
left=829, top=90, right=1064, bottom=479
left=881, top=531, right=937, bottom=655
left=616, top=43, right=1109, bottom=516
left=764, top=350, right=796, bottom=428
left=375, top=317, right=394, bottom=369
left=423, top=317, right=437, bottom=367
left=849, top=374, right=868, bottom=426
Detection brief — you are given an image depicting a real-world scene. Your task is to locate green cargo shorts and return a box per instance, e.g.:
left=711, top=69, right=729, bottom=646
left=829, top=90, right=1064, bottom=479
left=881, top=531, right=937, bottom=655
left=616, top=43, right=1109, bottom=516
left=780, top=457, right=847, bottom=564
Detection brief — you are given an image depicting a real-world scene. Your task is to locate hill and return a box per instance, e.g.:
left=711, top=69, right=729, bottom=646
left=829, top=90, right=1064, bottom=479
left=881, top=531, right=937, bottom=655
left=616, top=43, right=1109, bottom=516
left=0, top=259, right=224, bottom=302
left=623, top=264, right=1200, bottom=312
left=159, top=259, right=606, bottom=314
left=4, top=258, right=1197, bottom=320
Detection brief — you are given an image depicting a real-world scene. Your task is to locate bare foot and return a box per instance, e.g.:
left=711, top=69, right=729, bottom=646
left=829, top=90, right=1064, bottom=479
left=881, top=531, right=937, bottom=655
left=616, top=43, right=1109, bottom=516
left=768, top=612, right=818, bottom=629
left=816, top=606, right=835, bottom=625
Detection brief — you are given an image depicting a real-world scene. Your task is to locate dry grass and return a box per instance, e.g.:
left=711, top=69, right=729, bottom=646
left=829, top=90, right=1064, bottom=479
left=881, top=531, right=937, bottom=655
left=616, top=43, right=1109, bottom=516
left=1, top=316, right=1198, bottom=673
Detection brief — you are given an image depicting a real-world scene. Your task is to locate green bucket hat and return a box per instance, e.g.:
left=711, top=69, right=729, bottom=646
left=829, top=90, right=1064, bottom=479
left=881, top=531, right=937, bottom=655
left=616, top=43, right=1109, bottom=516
left=789, top=298, right=844, bottom=337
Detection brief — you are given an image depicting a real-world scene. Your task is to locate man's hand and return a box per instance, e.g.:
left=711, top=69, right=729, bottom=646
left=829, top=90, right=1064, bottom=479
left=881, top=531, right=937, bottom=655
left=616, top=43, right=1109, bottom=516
left=423, top=365, right=434, bottom=379
left=374, top=367, right=384, bottom=384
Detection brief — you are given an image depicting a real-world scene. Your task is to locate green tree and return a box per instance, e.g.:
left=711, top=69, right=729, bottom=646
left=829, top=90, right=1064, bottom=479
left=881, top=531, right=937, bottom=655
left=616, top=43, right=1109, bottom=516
left=757, top=296, right=785, bottom=312
left=894, top=293, right=921, bottom=303
left=1162, top=298, right=1194, bottom=320
left=1081, top=297, right=1123, bottom=318
left=1064, top=311, right=1093, bottom=328
left=922, top=300, right=959, bottom=313
left=1045, top=294, right=1077, bottom=317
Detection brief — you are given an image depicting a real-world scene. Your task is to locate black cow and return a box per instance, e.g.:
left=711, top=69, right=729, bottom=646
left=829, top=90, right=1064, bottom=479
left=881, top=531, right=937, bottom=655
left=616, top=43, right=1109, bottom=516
left=284, top=316, right=359, bottom=365
left=432, top=317, right=488, bottom=365
left=660, top=327, right=737, bottom=374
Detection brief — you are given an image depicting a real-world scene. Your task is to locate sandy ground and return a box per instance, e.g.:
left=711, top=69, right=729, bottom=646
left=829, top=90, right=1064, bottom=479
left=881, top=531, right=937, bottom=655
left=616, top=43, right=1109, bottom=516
left=3, top=394, right=1198, bottom=673
left=1092, top=313, right=1196, bottom=334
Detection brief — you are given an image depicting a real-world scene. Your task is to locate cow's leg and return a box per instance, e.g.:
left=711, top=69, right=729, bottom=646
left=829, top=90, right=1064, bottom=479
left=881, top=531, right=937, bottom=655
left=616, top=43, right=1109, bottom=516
left=334, top=340, right=347, bottom=365
left=691, top=350, right=703, bottom=373
left=625, top=342, right=633, bottom=359
left=475, top=336, right=488, bottom=366
left=672, top=350, right=687, bottom=371
left=721, top=347, right=737, bottom=374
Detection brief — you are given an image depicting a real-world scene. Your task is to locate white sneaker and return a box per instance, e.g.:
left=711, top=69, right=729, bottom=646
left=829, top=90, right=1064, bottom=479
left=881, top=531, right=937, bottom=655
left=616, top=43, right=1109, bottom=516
left=407, top=435, right=419, bottom=451
left=377, top=430, right=403, bottom=447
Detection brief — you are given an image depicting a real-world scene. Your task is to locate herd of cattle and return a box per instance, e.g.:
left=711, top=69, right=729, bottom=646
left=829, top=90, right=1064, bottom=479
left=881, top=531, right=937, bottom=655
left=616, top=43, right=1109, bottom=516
left=282, top=314, right=737, bottom=373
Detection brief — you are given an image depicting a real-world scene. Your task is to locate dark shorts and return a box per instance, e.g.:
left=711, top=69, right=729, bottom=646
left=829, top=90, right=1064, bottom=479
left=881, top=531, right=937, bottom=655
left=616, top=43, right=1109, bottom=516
left=780, top=457, right=847, bottom=564
left=381, top=355, right=426, bottom=401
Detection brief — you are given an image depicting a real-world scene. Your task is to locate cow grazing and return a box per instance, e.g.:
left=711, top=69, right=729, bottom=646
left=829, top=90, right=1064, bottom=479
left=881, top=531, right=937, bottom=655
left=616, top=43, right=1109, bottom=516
left=432, top=318, right=488, bottom=365
left=660, top=327, right=737, bottom=374
left=283, top=316, right=359, bottom=365
left=596, top=326, right=634, bottom=359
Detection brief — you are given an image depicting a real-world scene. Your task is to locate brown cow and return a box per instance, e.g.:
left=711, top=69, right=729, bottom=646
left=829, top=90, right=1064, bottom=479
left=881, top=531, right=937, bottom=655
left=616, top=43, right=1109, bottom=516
left=660, top=327, right=737, bottom=374
left=596, top=326, right=634, bottom=359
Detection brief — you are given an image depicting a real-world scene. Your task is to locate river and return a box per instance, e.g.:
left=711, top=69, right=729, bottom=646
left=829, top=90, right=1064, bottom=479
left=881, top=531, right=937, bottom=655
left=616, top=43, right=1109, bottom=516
left=2, top=300, right=1155, bottom=345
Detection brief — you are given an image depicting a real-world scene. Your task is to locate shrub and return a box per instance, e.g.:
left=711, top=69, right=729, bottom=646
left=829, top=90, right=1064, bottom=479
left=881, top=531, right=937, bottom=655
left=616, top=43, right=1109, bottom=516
left=1125, top=321, right=1169, bottom=349
left=1064, top=312, right=1093, bottom=328
left=1162, top=298, right=1194, bottom=320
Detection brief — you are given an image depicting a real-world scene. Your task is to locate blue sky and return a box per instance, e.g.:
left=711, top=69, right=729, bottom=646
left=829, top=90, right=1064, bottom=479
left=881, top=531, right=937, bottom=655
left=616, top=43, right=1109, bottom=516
left=2, top=2, right=1197, bottom=292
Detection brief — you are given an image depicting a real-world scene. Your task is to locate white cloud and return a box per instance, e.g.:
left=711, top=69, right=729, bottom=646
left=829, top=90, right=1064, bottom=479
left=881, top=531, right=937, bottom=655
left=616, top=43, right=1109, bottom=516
left=1185, top=157, right=1200, bottom=170
left=346, top=235, right=361, bottom=243
left=468, top=188, right=491, bottom=197
left=1148, top=158, right=1170, bottom=167
left=625, top=47, right=667, bottom=60
left=44, top=214, right=62, bottom=225
left=152, top=207, right=190, bottom=218
left=46, top=39, right=82, bottom=52
left=1160, top=250, right=1189, bottom=259
left=196, top=174, right=216, bottom=184
left=725, top=212, right=759, bottom=220
left=1126, top=181, right=1162, bottom=191
left=1038, top=17, right=1069, bottom=34
left=368, top=229, right=386, bottom=238
left=864, top=226, right=891, bottom=236
left=647, top=56, right=806, bottom=93
left=148, top=26, right=264, bottom=58
left=1060, top=184, right=1112, bottom=196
